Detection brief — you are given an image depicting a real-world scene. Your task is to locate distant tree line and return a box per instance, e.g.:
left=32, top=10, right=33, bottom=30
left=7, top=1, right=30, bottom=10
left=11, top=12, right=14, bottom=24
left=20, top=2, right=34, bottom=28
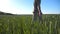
left=0, top=11, right=13, bottom=15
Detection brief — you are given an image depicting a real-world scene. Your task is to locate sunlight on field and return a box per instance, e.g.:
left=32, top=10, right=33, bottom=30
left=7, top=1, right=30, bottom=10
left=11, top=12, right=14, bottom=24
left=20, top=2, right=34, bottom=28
left=0, top=14, right=60, bottom=34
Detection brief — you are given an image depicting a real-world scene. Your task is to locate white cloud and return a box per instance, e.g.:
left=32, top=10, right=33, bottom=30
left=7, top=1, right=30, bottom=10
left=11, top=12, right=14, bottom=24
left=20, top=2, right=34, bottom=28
left=0, top=0, right=25, bottom=14
left=0, top=0, right=11, bottom=13
left=0, top=0, right=32, bottom=14
left=0, top=0, right=9, bottom=9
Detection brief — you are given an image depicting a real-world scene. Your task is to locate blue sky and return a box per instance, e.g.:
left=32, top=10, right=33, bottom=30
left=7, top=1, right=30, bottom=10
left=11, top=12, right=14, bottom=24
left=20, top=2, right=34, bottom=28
left=0, top=0, right=60, bottom=14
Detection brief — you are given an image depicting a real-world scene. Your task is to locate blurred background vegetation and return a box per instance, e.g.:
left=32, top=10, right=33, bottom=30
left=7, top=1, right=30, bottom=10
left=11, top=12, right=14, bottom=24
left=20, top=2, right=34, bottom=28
left=0, top=14, right=60, bottom=34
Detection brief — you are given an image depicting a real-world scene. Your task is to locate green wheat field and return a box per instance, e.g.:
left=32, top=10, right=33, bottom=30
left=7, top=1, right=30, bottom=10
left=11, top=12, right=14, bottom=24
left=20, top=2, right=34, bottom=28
left=0, top=14, right=60, bottom=34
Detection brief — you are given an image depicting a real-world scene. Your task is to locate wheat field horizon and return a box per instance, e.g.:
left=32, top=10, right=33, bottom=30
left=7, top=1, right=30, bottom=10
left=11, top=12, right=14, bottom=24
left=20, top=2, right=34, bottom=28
left=0, top=14, right=60, bottom=34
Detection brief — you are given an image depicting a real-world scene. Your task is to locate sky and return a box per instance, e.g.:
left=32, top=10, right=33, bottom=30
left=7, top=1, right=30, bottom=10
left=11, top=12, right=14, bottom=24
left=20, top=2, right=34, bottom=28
left=0, top=0, right=60, bottom=14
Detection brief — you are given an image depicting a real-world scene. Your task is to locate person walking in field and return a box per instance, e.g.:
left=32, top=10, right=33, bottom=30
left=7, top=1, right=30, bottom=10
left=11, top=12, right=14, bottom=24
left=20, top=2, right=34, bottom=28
left=33, top=0, right=42, bottom=22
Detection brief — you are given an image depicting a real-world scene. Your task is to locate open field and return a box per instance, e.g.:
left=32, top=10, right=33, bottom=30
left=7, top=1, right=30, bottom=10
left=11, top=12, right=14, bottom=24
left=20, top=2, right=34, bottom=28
left=0, top=14, right=60, bottom=34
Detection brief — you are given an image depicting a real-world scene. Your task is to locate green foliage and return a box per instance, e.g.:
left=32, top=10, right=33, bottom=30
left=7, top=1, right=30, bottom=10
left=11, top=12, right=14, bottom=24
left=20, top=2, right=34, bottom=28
left=0, top=14, right=60, bottom=34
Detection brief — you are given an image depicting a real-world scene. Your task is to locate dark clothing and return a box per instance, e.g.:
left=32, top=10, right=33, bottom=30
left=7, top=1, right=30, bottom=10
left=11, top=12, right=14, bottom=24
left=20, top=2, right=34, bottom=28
left=34, top=0, right=42, bottom=16
left=33, top=0, right=42, bottom=21
left=34, top=0, right=41, bottom=5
